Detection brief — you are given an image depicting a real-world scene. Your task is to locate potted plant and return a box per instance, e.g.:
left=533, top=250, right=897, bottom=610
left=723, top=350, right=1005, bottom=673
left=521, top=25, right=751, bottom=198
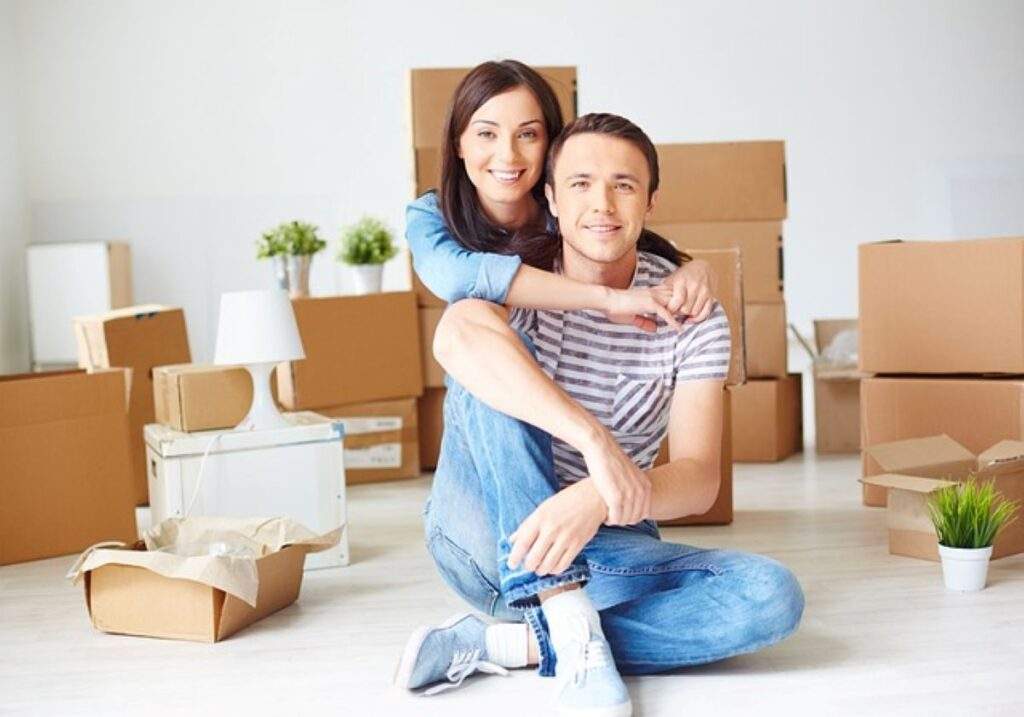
left=256, top=221, right=326, bottom=298
left=337, top=216, right=397, bottom=294
left=927, top=477, right=1018, bottom=592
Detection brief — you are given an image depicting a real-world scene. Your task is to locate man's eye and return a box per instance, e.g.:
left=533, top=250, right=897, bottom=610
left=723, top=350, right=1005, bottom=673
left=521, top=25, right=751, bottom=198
left=617, top=183, right=635, bottom=192
left=570, top=180, right=588, bottom=189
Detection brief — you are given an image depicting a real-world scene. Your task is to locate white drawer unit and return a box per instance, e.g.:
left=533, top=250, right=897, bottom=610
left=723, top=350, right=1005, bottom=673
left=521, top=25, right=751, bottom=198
left=144, top=412, right=348, bottom=569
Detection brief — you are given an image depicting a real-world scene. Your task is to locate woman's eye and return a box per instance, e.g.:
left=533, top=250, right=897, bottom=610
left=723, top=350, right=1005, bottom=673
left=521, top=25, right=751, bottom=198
left=478, top=130, right=496, bottom=139
left=519, top=130, right=537, bottom=140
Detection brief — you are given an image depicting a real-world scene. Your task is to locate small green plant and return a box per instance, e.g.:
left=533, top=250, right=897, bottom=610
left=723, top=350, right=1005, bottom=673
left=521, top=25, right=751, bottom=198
left=337, top=217, right=398, bottom=265
left=257, top=221, right=326, bottom=259
left=927, top=477, right=1019, bottom=549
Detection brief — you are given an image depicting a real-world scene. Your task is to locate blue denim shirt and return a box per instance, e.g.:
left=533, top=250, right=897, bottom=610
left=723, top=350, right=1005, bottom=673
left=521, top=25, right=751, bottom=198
left=405, top=192, right=523, bottom=304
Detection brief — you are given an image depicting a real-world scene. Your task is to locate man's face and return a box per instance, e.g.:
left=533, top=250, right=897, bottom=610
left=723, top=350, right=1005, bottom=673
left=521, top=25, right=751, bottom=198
left=545, top=132, right=657, bottom=267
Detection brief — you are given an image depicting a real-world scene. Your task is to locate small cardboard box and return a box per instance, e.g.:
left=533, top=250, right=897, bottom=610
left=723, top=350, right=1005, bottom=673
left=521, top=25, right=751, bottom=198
left=730, top=375, right=803, bottom=462
left=793, top=319, right=861, bottom=454
left=276, top=292, right=423, bottom=410
left=860, top=377, right=1024, bottom=506
left=419, top=387, right=446, bottom=470
left=686, top=248, right=746, bottom=386
left=657, top=388, right=733, bottom=526
left=859, top=237, right=1024, bottom=374
left=418, top=307, right=446, bottom=388
left=1, top=369, right=137, bottom=565
left=744, top=302, right=787, bottom=378
left=651, top=221, right=783, bottom=303
left=70, top=517, right=341, bottom=642
left=650, top=141, right=787, bottom=223
left=153, top=364, right=252, bottom=433
left=74, top=305, right=192, bottom=505
left=861, top=436, right=1024, bottom=560
left=317, top=398, right=420, bottom=484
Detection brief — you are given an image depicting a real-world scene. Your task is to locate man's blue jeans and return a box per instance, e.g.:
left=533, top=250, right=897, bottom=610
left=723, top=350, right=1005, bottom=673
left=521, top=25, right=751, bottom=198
left=424, top=377, right=805, bottom=677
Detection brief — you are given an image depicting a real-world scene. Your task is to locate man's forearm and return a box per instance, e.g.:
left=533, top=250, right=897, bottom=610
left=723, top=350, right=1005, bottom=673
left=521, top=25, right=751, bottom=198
left=644, top=459, right=721, bottom=521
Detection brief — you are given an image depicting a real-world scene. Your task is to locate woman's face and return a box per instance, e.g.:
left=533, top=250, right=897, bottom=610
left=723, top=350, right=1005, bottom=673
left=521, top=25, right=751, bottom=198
left=458, top=85, right=548, bottom=211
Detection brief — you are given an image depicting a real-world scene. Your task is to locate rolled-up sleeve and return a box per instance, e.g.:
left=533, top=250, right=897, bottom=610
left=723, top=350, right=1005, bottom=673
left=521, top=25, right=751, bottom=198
left=405, top=193, right=523, bottom=304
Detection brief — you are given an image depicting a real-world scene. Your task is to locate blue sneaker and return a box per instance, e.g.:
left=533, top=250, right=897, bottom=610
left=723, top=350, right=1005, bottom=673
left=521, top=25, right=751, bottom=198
left=394, top=613, right=510, bottom=694
left=554, top=632, right=632, bottom=717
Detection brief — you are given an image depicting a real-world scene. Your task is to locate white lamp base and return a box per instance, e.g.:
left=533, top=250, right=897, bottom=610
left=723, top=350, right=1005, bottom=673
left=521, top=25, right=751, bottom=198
left=235, top=362, right=291, bottom=431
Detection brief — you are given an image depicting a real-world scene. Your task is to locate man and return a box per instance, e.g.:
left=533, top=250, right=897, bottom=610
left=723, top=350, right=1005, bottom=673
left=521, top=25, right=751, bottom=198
left=395, top=114, right=803, bottom=716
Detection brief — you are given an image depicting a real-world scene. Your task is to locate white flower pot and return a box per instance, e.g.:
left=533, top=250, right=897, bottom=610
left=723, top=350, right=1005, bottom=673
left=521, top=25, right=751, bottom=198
left=938, top=544, right=993, bottom=592
left=351, top=264, right=384, bottom=295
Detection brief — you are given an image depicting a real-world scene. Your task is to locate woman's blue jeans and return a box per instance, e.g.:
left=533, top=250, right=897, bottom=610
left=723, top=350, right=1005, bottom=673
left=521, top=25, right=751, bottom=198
left=424, top=376, right=805, bottom=677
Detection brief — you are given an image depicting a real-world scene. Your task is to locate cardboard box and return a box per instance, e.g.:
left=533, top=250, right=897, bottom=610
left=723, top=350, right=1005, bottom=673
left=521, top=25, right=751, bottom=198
left=657, top=389, right=733, bottom=526
left=861, top=436, right=1024, bottom=560
left=419, top=386, right=446, bottom=470
left=74, top=305, right=192, bottom=505
left=860, top=377, right=1024, bottom=506
left=650, top=221, right=783, bottom=303
left=1, top=369, right=137, bottom=565
left=317, top=398, right=420, bottom=484
left=799, top=319, right=861, bottom=454
left=859, top=237, right=1024, bottom=374
left=650, top=142, right=787, bottom=224
left=730, top=375, right=803, bottom=462
left=275, top=292, right=423, bottom=410
left=153, top=364, right=252, bottom=433
left=687, top=248, right=746, bottom=386
left=744, top=302, right=787, bottom=378
left=418, top=307, right=446, bottom=388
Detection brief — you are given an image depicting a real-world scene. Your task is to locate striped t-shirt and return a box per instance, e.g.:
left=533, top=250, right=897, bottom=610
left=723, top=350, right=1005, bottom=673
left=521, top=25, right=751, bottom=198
left=508, top=251, right=731, bottom=487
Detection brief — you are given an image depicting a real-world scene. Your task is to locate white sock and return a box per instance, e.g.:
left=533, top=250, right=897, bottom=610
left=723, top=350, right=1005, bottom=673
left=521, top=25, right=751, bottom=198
left=484, top=623, right=529, bottom=668
left=541, top=588, right=604, bottom=654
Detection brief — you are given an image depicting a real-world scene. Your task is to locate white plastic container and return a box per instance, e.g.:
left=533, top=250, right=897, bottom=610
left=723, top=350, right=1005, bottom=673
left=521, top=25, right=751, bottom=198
left=351, top=264, right=384, bottom=294
left=938, top=544, right=993, bottom=592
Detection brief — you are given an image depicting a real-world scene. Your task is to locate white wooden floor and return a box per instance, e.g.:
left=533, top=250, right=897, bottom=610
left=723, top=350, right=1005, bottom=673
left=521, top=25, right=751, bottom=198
left=2, top=452, right=1023, bottom=716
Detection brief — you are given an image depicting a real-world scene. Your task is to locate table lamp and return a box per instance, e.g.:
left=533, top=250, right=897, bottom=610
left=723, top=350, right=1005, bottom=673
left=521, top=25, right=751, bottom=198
left=213, top=289, right=305, bottom=431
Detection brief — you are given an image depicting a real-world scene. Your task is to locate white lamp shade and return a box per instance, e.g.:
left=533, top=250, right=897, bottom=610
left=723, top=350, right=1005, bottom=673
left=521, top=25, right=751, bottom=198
left=213, top=290, right=305, bottom=365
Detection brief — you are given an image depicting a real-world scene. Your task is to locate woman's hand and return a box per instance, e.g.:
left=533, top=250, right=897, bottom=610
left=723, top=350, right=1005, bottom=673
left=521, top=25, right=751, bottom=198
left=662, top=258, right=717, bottom=324
left=508, top=479, right=607, bottom=576
left=603, top=285, right=683, bottom=333
left=579, top=430, right=652, bottom=526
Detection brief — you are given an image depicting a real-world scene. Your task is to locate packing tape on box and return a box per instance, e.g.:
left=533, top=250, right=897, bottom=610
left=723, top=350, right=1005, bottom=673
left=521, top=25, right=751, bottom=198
left=334, top=416, right=402, bottom=436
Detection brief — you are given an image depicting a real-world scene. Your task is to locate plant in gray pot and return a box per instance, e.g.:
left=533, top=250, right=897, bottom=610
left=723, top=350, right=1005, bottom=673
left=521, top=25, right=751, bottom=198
left=257, top=221, right=327, bottom=298
left=337, top=217, right=398, bottom=295
left=927, top=478, right=1018, bottom=591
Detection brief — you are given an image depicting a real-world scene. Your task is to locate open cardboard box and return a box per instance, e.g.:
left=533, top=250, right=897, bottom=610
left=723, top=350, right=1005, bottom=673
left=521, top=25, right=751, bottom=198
left=69, top=517, right=341, bottom=642
left=792, top=319, right=862, bottom=454
left=861, top=435, right=1024, bottom=560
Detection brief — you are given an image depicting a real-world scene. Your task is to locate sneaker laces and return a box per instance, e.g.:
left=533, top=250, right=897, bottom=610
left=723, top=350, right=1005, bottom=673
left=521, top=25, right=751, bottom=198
left=572, top=639, right=614, bottom=687
left=423, top=648, right=509, bottom=696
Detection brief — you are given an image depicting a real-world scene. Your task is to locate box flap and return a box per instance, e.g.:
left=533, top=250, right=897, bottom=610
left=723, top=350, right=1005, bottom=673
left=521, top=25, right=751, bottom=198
left=978, top=439, right=1024, bottom=475
left=813, top=319, right=858, bottom=353
left=864, top=434, right=974, bottom=472
left=860, top=473, right=957, bottom=493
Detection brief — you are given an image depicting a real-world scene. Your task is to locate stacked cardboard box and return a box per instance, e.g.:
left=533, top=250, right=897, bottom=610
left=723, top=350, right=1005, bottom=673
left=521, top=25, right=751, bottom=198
left=650, top=141, right=800, bottom=462
left=859, top=237, right=1024, bottom=507
left=792, top=319, right=862, bottom=454
left=406, top=66, right=578, bottom=469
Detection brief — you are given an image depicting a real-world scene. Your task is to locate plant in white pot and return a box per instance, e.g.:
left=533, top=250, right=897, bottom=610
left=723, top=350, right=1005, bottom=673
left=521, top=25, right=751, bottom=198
left=337, top=217, right=397, bottom=295
left=258, top=221, right=326, bottom=298
left=927, top=478, right=1018, bottom=592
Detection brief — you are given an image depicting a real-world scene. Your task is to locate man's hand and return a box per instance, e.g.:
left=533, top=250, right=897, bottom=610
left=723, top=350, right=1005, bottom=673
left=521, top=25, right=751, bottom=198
left=603, top=285, right=683, bottom=333
left=507, top=479, right=607, bottom=576
left=580, top=430, right=652, bottom=526
left=662, top=258, right=717, bottom=325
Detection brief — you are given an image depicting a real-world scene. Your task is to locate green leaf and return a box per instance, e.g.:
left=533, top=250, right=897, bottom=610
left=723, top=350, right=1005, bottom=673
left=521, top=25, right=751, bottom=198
left=337, top=216, right=398, bottom=266
left=927, top=475, right=1020, bottom=549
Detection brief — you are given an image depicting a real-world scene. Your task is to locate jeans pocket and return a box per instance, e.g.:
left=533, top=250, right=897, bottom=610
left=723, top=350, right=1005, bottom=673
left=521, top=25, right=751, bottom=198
left=427, top=528, right=501, bottom=616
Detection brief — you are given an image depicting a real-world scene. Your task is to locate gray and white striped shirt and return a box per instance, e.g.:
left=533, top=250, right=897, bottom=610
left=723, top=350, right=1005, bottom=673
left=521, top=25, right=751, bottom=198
left=509, top=251, right=731, bottom=487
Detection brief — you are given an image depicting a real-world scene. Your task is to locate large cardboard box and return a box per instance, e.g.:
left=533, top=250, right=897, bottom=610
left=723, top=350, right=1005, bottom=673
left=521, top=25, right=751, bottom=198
left=657, top=389, right=734, bottom=526
left=276, top=292, right=423, bottom=410
left=861, top=436, right=1024, bottom=560
left=650, top=142, right=787, bottom=224
left=418, top=307, right=446, bottom=388
left=651, top=221, right=783, bottom=303
left=419, top=387, right=446, bottom=470
left=860, top=377, right=1024, bottom=506
left=1, top=369, right=137, bottom=565
left=859, top=237, right=1024, bottom=374
left=810, top=319, right=861, bottom=454
left=743, top=302, right=787, bottom=378
left=730, top=375, right=803, bottom=462
left=74, top=305, right=192, bottom=505
left=153, top=364, right=252, bottom=433
left=687, top=248, right=746, bottom=386
left=318, top=398, right=420, bottom=484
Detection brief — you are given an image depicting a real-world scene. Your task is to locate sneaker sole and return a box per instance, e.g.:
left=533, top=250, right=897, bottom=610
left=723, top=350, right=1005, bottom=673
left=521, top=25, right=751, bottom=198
left=392, top=611, right=496, bottom=690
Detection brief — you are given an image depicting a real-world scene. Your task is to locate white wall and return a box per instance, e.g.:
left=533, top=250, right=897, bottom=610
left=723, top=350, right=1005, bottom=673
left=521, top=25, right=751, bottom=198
left=0, top=0, right=29, bottom=373
left=7, top=0, right=1024, bottom=366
